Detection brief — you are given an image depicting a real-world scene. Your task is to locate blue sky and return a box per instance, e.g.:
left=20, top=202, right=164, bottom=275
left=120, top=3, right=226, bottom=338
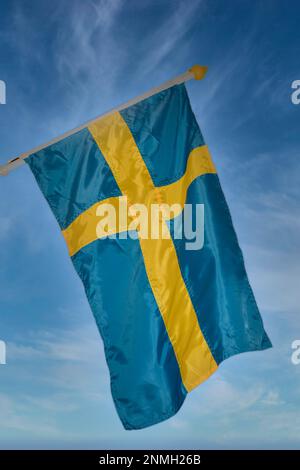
left=0, top=0, right=300, bottom=449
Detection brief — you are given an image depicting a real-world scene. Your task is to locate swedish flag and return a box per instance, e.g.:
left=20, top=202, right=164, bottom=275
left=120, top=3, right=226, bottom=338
left=27, top=84, right=271, bottom=429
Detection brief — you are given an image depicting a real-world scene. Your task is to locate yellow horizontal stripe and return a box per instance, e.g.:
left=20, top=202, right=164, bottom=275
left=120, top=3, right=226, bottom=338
left=62, top=196, right=129, bottom=257
left=62, top=145, right=216, bottom=257
left=88, top=112, right=218, bottom=391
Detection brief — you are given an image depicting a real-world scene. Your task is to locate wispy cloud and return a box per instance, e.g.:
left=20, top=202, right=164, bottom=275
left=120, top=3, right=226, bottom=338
left=0, top=392, right=61, bottom=436
left=132, top=0, right=204, bottom=81
left=261, top=390, right=285, bottom=406
left=188, top=375, right=264, bottom=417
left=9, top=323, right=105, bottom=364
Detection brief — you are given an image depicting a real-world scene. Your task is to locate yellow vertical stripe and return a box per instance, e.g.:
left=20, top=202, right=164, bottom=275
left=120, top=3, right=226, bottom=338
left=88, top=112, right=217, bottom=391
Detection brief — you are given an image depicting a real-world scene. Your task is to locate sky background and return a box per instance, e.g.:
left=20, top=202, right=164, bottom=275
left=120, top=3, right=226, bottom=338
left=0, top=0, right=300, bottom=449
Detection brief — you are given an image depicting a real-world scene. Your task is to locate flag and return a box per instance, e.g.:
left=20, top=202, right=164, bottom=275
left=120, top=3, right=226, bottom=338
left=26, top=83, right=271, bottom=430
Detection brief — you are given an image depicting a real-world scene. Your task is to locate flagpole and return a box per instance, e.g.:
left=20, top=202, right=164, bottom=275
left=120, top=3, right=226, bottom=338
left=0, top=65, right=207, bottom=176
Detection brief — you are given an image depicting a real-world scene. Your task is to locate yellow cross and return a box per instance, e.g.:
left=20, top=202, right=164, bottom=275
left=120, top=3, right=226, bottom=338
left=62, top=112, right=218, bottom=391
